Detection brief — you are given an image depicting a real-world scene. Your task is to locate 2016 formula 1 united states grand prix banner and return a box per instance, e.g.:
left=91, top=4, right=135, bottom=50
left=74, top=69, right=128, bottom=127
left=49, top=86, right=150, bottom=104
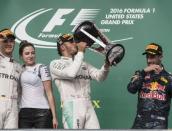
left=1, top=0, right=172, bottom=128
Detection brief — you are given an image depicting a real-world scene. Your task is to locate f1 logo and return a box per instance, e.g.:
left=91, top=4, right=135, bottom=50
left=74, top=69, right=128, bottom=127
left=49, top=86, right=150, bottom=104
left=43, top=9, right=100, bottom=32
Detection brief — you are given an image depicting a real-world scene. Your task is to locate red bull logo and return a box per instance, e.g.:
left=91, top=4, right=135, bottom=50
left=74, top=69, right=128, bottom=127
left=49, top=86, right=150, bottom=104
left=141, top=81, right=167, bottom=101
left=144, top=81, right=165, bottom=92
left=140, top=91, right=166, bottom=101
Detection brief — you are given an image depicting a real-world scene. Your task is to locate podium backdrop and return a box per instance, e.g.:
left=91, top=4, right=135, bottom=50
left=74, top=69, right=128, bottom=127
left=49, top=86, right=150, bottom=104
left=1, top=0, right=172, bottom=128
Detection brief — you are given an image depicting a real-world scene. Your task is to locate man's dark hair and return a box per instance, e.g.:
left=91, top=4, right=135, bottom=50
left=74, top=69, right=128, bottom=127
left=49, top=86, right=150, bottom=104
left=56, top=34, right=74, bottom=56
left=57, top=42, right=62, bottom=56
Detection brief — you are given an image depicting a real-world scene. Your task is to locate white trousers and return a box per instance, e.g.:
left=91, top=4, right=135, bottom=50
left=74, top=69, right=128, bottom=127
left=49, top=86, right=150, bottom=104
left=62, top=98, right=100, bottom=129
left=0, top=99, right=18, bottom=129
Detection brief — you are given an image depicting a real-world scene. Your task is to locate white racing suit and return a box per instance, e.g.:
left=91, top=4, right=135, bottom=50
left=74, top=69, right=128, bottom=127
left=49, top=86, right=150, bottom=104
left=50, top=52, right=109, bottom=129
left=0, top=53, right=22, bottom=129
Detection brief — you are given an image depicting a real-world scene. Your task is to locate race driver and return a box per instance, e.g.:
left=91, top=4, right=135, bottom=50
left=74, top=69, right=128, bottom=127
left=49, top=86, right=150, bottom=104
left=127, top=43, right=172, bottom=129
left=0, top=29, right=22, bottom=129
left=50, top=34, right=111, bottom=129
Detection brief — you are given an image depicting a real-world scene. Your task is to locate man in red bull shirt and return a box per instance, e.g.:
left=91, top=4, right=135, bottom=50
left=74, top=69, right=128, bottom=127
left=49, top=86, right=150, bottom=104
left=127, top=43, right=172, bottom=129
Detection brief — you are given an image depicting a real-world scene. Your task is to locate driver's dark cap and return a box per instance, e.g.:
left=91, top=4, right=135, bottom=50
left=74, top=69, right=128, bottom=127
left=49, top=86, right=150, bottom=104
left=57, top=34, right=74, bottom=45
left=142, top=43, right=163, bottom=55
left=0, top=28, right=15, bottom=40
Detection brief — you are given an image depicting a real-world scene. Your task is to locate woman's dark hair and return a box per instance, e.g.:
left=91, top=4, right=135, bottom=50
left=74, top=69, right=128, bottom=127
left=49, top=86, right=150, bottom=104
left=19, top=40, right=35, bottom=56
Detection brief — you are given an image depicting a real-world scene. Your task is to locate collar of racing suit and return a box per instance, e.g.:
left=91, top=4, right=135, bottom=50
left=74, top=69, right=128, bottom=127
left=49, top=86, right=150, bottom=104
left=61, top=56, right=73, bottom=61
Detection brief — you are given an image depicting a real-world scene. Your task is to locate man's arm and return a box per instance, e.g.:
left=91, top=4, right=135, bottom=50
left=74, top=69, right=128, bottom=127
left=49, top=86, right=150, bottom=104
left=50, top=42, right=87, bottom=80
left=127, top=64, right=163, bottom=94
left=87, top=61, right=110, bottom=82
left=50, top=52, right=84, bottom=80
left=127, top=70, right=145, bottom=94
left=168, top=74, right=172, bottom=98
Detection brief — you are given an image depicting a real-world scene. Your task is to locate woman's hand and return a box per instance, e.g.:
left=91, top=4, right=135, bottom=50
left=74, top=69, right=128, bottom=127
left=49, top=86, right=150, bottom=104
left=52, top=117, right=58, bottom=128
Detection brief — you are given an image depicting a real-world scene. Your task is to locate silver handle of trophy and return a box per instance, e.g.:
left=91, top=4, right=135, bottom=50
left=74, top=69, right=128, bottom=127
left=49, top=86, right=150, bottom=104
left=80, top=28, right=106, bottom=48
left=93, top=24, right=110, bottom=45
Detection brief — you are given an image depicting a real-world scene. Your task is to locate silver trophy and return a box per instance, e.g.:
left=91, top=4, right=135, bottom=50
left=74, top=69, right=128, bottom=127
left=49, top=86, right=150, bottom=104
left=73, top=21, right=125, bottom=66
